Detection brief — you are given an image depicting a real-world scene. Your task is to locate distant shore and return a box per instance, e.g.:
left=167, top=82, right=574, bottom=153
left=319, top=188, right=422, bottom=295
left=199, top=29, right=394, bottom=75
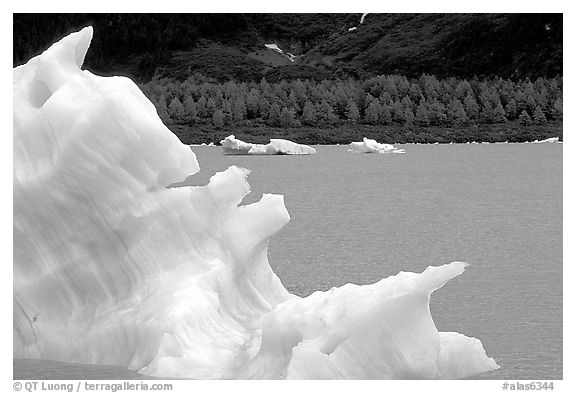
left=168, top=121, right=563, bottom=146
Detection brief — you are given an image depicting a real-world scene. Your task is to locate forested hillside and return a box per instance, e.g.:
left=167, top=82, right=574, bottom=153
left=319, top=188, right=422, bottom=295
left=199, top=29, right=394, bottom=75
left=142, top=74, right=562, bottom=144
left=14, top=14, right=562, bottom=82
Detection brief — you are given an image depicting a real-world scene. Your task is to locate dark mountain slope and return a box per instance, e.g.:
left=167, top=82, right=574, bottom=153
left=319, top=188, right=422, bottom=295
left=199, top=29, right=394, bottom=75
left=13, top=13, right=562, bottom=82
left=303, top=13, right=562, bottom=79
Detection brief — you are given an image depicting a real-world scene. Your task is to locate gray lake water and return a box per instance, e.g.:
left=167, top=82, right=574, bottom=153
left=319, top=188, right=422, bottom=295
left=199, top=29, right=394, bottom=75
left=14, top=143, right=562, bottom=380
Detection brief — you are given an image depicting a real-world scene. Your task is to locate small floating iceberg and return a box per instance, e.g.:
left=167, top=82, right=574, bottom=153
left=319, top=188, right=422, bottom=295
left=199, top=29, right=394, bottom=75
left=349, top=137, right=405, bottom=154
left=220, top=135, right=317, bottom=155
left=532, top=137, right=560, bottom=144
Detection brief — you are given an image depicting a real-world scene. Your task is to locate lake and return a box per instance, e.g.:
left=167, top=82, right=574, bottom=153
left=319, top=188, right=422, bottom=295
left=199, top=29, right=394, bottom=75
left=14, top=143, right=562, bottom=380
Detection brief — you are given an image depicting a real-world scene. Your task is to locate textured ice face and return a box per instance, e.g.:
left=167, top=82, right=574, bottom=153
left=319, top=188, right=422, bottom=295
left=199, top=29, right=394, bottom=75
left=13, top=27, right=497, bottom=379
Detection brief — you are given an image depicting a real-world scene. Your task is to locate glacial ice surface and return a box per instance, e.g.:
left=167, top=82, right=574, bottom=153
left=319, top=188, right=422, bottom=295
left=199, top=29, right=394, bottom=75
left=220, top=135, right=317, bottom=155
left=13, top=27, right=497, bottom=379
left=349, top=137, right=405, bottom=154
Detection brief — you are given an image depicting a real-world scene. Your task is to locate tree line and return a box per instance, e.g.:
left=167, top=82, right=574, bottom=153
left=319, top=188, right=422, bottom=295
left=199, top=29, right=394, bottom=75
left=140, top=74, right=562, bottom=134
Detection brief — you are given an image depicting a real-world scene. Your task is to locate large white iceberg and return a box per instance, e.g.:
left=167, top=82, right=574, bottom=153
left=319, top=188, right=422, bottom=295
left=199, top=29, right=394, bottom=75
left=13, top=27, right=497, bottom=379
left=220, top=134, right=317, bottom=155
left=349, top=137, right=405, bottom=154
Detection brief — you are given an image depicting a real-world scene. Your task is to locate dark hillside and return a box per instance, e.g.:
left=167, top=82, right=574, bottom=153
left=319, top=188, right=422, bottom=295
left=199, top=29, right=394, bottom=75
left=304, top=14, right=562, bottom=79
left=14, top=13, right=562, bottom=83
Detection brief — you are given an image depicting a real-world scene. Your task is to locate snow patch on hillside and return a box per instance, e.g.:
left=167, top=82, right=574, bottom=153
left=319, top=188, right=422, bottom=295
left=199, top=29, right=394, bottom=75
left=348, top=13, right=369, bottom=32
left=265, top=43, right=295, bottom=62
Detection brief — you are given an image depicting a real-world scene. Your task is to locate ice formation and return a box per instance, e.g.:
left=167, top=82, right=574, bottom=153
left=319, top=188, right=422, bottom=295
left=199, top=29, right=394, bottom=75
left=13, top=27, right=497, bottom=379
left=220, top=135, right=317, bottom=155
left=533, top=137, right=560, bottom=143
left=349, top=137, right=406, bottom=154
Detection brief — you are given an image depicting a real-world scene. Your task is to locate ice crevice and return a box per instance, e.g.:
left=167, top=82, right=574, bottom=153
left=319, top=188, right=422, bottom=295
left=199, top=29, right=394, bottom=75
left=13, top=26, right=498, bottom=379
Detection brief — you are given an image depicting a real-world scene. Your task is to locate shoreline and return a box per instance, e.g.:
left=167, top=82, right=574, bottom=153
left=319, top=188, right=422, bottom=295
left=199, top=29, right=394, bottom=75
left=168, top=121, right=563, bottom=146
left=189, top=140, right=564, bottom=147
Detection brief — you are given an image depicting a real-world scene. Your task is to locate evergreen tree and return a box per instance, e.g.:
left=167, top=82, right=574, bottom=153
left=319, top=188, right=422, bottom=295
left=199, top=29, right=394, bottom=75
left=346, top=98, right=360, bottom=123
left=292, top=79, right=308, bottom=106
left=331, top=86, right=348, bottom=117
left=552, top=97, right=562, bottom=120
left=526, top=93, right=538, bottom=114
left=382, top=77, right=399, bottom=100
left=514, top=90, right=528, bottom=113
left=280, top=107, right=298, bottom=127
left=421, top=74, right=439, bottom=100
left=206, top=97, right=217, bottom=117
left=232, top=96, right=247, bottom=122
left=447, top=98, right=468, bottom=126
left=168, top=96, right=184, bottom=120
left=183, top=96, right=197, bottom=120
left=404, top=107, right=415, bottom=125
left=480, top=102, right=495, bottom=124
left=519, top=110, right=532, bottom=125
left=464, top=92, right=479, bottom=121
left=409, top=83, right=423, bottom=102
left=222, top=99, right=232, bottom=123
left=215, top=89, right=224, bottom=106
left=319, top=99, right=338, bottom=124
left=415, top=102, right=430, bottom=126
left=533, top=106, right=546, bottom=125
left=390, top=100, right=405, bottom=123
left=365, top=94, right=376, bottom=111
left=453, top=105, right=469, bottom=126
left=301, top=100, right=316, bottom=125
left=447, top=98, right=464, bottom=125
left=494, top=101, right=507, bottom=123
left=288, top=91, right=300, bottom=113
left=380, top=103, right=392, bottom=125
left=454, top=80, right=472, bottom=100
left=379, top=91, right=393, bottom=106
left=397, top=77, right=411, bottom=98
left=196, top=96, right=207, bottom=118
left=246, top=89, right=260, bottom=119
left=269, top=102, right=281, bottom=126
left=259, top=98, right=271, bottom=120
left=180, top=79, right=195, bottom=97
left=505, top=98, right=518, bottom=120
left=365, top=100, right=381, bottom=125
left=401, top=96, right=414, bottom=111
left=428, top=99, right=448, bottom=125
left=212, top=109, right=224, bottom=128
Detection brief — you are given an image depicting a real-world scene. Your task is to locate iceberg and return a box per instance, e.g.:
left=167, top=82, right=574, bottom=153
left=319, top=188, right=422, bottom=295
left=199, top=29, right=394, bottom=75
left=220, top=135, right=317, bottom=155
left=13, top=27, right=497, bottom=379
left=349, top=137, right=405, bottom=154
left=532, top=137, right=560, bottom=143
